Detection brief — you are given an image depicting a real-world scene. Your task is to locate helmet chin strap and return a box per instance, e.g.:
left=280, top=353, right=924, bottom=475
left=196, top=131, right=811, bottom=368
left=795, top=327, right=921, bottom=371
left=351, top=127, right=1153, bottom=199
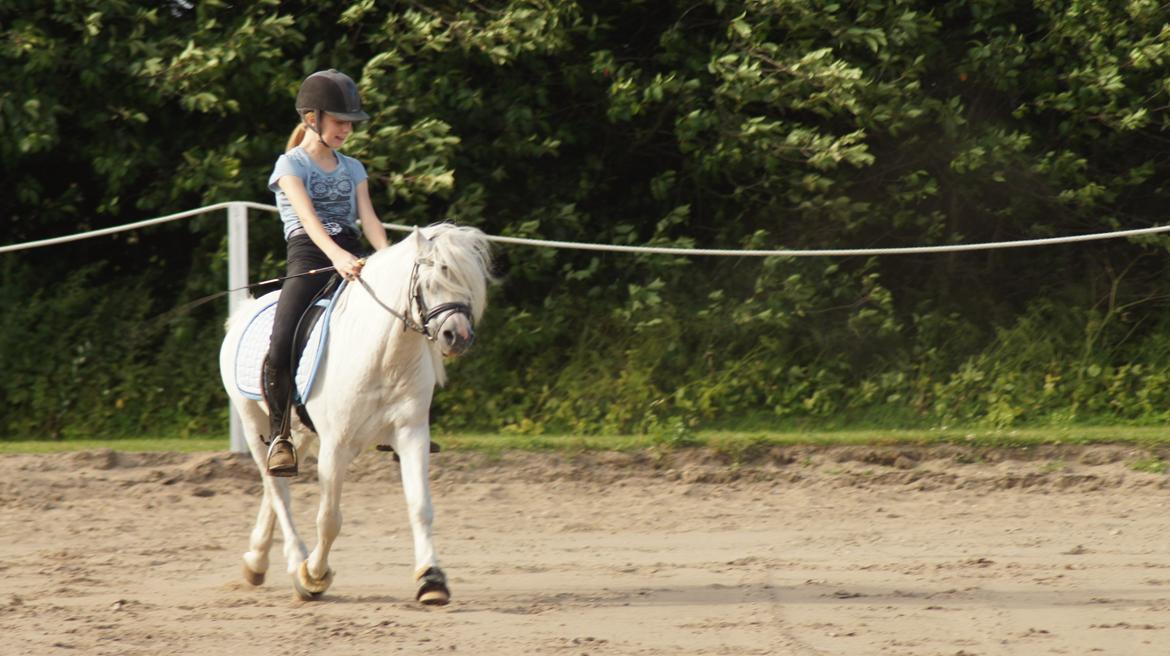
left=305, top=109, right=329, bottom=148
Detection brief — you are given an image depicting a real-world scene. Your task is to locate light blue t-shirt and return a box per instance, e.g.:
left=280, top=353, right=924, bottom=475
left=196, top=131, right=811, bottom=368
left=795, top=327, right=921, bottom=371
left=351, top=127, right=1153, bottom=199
left=268, top=146, right=368, bottom=240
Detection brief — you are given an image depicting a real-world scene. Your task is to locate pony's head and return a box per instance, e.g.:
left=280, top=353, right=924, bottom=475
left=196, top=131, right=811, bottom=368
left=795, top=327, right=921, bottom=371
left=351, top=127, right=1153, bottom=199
left=411, top=224, right=493, bottom=357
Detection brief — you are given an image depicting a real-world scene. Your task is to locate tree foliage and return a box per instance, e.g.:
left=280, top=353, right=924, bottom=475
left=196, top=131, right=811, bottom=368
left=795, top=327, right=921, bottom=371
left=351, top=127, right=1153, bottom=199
left=3, top=1, right=1170, bottom=439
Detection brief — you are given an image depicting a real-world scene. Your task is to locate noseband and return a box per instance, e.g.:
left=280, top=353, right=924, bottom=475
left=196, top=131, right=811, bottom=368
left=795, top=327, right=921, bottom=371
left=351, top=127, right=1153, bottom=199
left=356, top=257, right=474, bottom=343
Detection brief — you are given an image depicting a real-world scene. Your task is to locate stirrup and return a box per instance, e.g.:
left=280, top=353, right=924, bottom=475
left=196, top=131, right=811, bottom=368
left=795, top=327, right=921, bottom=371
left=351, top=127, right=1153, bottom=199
left=266, top=438, right=298, bottom=477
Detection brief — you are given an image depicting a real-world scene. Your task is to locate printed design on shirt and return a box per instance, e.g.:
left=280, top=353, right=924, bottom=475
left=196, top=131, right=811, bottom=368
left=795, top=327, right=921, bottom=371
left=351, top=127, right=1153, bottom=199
left=307, top=171, right=354, bottom=236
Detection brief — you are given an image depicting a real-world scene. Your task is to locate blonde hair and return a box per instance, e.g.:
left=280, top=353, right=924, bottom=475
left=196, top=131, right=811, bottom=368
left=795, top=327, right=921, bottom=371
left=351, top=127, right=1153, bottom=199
left=285, top=111, right=315, bottom=152
left=285, top=124, right=306, bottom=152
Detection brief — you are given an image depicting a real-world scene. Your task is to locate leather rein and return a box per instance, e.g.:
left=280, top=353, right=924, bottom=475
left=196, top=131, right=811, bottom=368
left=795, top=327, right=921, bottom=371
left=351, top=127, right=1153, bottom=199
left=354, top=258, right=474, bottom=342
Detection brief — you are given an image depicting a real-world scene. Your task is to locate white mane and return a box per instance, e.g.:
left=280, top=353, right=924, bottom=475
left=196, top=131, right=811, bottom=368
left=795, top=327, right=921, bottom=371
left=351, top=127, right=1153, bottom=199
left=357, top=222, right=493, bottom=387
left=420, top=223, right=493, bottom=324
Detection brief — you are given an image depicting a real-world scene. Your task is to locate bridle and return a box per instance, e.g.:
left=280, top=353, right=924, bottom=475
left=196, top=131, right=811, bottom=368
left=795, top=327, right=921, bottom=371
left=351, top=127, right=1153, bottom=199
left=355, top=257, right=475, bottom=344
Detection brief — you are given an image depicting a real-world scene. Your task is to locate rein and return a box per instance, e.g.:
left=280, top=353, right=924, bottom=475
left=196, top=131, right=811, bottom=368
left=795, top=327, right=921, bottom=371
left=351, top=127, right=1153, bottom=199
left=355, top=258, right=474, bottom=342
left=355, top=275, right=427, bottom=336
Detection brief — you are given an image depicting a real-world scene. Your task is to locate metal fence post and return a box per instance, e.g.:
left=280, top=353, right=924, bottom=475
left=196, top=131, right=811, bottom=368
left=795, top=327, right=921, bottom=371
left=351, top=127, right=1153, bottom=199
left=227, top=202, right=249, bottom=454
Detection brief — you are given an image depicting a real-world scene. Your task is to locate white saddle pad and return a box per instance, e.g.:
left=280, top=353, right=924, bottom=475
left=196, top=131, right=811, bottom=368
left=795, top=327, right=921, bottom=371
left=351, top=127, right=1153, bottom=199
left=235, top=283, right=345, bottom=404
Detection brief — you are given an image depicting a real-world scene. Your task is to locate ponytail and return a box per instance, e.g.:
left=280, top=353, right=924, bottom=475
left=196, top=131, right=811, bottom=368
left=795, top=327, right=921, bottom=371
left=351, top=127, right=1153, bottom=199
left=285, top=123, right=306, bottom=152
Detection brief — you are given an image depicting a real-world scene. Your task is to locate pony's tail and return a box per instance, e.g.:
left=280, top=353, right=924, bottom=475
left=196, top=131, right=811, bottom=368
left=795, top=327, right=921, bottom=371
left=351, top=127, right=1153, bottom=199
left=285, top=122, right=306, bottom=152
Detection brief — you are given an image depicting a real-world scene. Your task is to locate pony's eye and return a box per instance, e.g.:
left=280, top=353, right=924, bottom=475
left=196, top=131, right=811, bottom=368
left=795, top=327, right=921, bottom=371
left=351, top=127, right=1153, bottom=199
left=440, top=265, right=449, bottom=276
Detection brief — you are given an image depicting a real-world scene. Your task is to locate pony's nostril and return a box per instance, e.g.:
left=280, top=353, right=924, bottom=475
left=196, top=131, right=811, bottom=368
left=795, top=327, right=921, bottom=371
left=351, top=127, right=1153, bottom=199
left=442, top=329, right=455, bottom=345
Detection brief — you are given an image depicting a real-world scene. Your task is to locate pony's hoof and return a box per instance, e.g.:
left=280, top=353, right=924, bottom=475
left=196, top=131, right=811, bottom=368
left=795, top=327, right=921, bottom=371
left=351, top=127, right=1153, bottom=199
left=242, top=561, right=266, bottom=586
left=416, top=566, right=450, bottom=606
left=293, top=561, right=334, bottom=600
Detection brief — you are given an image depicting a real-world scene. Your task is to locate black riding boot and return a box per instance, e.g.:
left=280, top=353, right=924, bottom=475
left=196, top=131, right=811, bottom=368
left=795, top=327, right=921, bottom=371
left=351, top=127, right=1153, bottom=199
left=262, top=360, right=298, bottom=477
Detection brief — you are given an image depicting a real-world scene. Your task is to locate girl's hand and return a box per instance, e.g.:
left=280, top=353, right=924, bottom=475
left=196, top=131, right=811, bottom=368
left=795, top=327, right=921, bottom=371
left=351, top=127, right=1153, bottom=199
left=331, top=251, right=364, bottom=281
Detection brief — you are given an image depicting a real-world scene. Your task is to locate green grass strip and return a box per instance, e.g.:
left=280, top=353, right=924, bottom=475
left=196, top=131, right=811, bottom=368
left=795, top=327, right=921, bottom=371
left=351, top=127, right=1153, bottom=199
left=0, top=437, right=225, bottom=454
left=2, top=426, right=1169, bottom=455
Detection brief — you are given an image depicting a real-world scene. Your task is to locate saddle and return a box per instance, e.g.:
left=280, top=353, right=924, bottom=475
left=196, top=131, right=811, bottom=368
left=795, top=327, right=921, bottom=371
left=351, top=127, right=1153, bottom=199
left=236, top=276, right=345, bottom=432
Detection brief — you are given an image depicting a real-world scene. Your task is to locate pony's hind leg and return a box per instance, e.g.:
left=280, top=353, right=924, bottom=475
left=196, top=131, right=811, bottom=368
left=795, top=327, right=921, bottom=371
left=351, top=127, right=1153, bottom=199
left=242, top=476, right=309, bottom=581
left=238, top=405, right=308, bottom=583
left=236, top=403, right=278, bottom=584
left=242, top=493, right=276, bottom=585
left=267, top=470, right=310, bottom=574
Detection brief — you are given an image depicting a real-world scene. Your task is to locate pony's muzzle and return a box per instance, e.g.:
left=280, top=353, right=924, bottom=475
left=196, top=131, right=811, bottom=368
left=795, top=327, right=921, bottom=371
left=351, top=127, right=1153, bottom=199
left=437, top=314, right=474, bottom=357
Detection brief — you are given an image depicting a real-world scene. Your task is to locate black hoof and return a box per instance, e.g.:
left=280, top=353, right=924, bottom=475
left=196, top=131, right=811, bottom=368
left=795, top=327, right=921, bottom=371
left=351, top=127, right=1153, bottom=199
left=377, top=441, right=441, bottom=462
left=416, top=567, right=450, bottom=605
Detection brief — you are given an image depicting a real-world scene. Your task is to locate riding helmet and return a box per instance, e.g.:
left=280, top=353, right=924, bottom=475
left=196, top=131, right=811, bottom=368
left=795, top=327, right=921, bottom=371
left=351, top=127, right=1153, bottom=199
left=295, top=69, right=370, bottom=122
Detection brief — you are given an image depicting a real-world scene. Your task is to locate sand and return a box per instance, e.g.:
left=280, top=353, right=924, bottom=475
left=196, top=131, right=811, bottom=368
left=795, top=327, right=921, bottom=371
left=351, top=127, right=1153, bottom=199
left=2, top=444, right=1169, bottom=655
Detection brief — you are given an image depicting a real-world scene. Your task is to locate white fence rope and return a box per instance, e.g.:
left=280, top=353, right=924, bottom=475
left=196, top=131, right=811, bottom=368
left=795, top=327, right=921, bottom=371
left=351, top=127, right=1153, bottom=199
left=5, top=201, right=1166, bottom=454
left=0, top=202, right=274, bottom=254
left=439, top=224, right=1170, bottom=256
left=2, top=201, right=1169, bottom=256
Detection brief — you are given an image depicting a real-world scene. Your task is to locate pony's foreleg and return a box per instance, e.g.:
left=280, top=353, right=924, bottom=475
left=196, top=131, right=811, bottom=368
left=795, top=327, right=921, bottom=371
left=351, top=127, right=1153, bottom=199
left=396, top=424, right=449, bottom=604
left=296, top=441, right=353, bottom=599
left=396, top=426, right=437, bottom=571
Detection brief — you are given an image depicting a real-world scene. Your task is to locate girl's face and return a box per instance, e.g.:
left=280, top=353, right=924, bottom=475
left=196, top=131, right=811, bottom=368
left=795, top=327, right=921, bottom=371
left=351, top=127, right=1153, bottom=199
left=313, top=112, right=353, bottom=150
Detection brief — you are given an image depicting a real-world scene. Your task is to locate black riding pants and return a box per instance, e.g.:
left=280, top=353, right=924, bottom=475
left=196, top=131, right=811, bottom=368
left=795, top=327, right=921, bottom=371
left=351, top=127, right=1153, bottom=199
left=267, top=232, right=360, bottom=381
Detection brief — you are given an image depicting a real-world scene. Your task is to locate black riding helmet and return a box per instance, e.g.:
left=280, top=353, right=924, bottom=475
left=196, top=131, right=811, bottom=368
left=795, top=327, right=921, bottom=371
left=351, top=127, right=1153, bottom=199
left=295, top=69, right=370, bottom=140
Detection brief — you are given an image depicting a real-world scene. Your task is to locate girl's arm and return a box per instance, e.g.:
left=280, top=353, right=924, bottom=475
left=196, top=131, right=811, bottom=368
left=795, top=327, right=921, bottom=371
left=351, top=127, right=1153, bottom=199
left=276, top=175, right=363, bottom=279
left=356, top=180, right=390, bottom=251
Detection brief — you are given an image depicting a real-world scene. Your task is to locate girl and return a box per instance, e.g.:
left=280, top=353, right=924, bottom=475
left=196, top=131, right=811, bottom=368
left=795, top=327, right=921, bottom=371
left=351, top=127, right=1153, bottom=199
left=263, top=69, right=390, bottom=476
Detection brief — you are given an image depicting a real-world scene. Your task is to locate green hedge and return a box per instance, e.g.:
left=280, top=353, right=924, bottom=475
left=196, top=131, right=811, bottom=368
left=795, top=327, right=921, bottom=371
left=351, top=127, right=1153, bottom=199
left=4, top=1, right=1170, bottom=438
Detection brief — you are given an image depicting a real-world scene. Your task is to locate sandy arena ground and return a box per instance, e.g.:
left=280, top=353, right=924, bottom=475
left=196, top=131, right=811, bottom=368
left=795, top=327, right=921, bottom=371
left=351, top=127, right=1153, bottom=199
left=2, top=444, right=1170, bottom=655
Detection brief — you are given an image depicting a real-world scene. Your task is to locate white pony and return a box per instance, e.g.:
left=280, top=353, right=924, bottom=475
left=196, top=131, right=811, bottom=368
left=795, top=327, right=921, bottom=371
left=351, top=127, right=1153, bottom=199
left=219, top=223, right=492, bottom=603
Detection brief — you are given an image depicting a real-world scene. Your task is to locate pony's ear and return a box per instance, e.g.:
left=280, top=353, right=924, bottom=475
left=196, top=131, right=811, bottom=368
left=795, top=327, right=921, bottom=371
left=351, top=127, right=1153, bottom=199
left=412, top=227, right=434, bottom=256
